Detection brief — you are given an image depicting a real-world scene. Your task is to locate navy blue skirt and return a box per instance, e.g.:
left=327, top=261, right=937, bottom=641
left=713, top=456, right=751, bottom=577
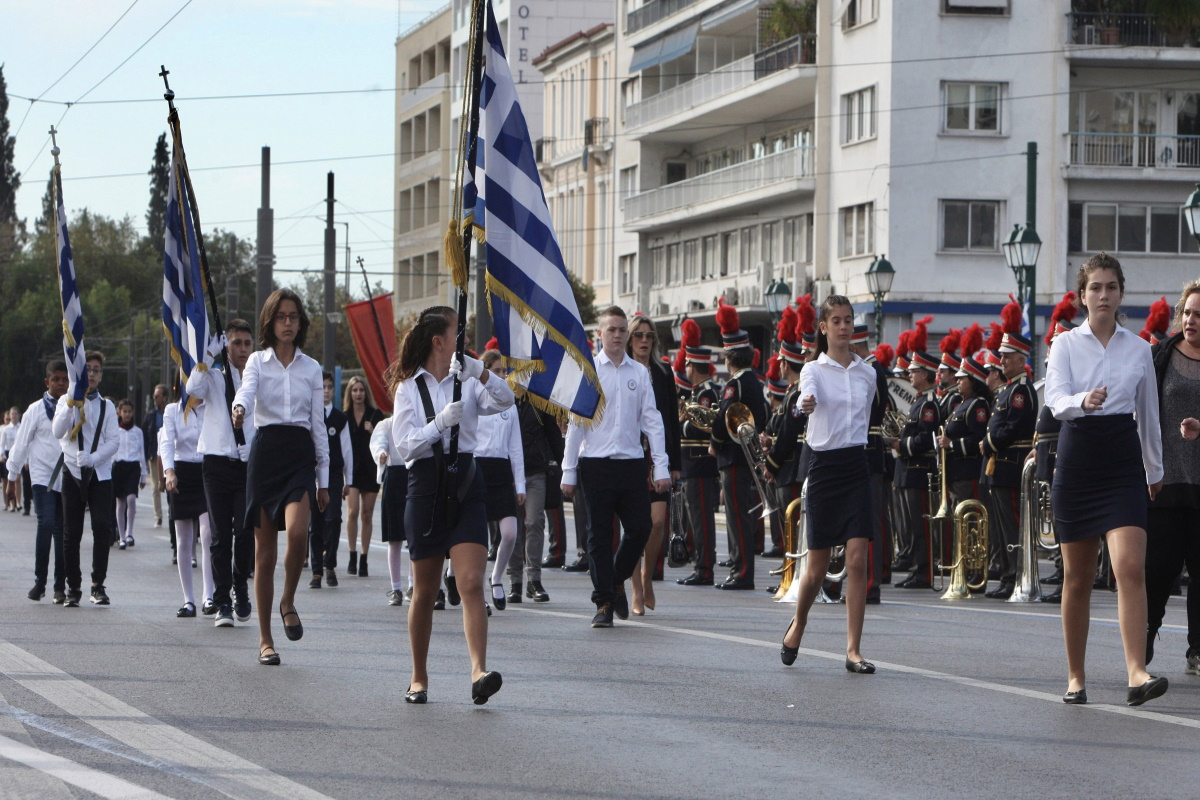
left=805, top=445, right=872, bottom=550
left=380, top=464, right=407, bottom=543
left=244, top=425, right=316, bottom=530
left=477, top=456, right=518, bottom=521
left=1052, top=414, right=1148, bottom=543
left=404, top=453, right=486, bottom=561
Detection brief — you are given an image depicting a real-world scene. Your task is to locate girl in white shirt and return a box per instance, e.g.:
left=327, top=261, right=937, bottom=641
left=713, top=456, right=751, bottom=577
left=112, top=400, right=147, bottom=549
left=2, top=407, right=20, bottom=511
left=161, top=393, right=213, bottom=618
left=781, top=295, right=879, bottom=674
left=232, top=289, right=330, bottom=667
left=370, top=413, right=410, bottom=606
left=1045, top=253, right=1166, bottom=707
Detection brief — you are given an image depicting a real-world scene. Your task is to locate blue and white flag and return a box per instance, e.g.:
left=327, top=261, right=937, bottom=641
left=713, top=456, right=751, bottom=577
left=467, top=0, right=603, bottom=423
left=162, top=132, right=208, bottom=417
left=52, top=167, right=87, bottom=439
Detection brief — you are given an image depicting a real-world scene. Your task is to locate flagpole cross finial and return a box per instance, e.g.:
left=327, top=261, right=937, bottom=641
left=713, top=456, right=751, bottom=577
left=356, top=256, right=365, bottom=268
left=49, top=125, right=61, bottom=164
left=159, top=65, right=175, bottom=103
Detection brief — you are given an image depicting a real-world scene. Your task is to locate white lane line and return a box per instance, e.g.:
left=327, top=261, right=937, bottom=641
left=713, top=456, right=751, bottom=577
left=0, top=689, right=74, bottom=800
left=0, top=733, right=167, bottom=800
left=881, top=599, right=1190, bottom=631
left=513, top=606, right=1200, bottom=730
left=0, top=641, right=335, bottom=800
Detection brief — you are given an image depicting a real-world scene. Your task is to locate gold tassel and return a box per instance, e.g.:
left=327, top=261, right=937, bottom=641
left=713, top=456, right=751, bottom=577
left=985, top=455, right=996, bottom=477
left=445, top=219, right=468, bottom=290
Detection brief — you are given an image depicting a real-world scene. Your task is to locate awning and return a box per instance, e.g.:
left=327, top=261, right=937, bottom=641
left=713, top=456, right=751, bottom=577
left=629, top=22, right=700, bottom=73
left=701, top=0, right=761, bottom=31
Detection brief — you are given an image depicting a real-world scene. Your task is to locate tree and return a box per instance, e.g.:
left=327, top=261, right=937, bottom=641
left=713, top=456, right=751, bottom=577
left=568, top=270, right=596, bottom=324
left=146, top=133, right=169, bottom=248
left=34, top=172, right=53, bottom=235
left=0, top=64, right=25, bottom=260
left=761, top=0, right=816, bottom=46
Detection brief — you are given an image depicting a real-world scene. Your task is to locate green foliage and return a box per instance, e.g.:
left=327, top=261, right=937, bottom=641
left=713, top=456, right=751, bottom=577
left=0, top=65, right=25, bottom=263
left=568, top=270, right=596, bottom=324
left=146, top=134, right=169, bottom=248
left=293, top=271, right=363, bottom=371
left=762, top=0, right=815, bottom=44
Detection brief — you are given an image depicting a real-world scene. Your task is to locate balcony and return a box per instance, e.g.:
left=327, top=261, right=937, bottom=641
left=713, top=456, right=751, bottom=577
left=584, top=117, right=610, bottom=147
left=1065, top=13, right=1200, bottom=61
left=1068, top=132, right=1200, bottom=174
left=399, top=73, right=448, bottom=113
left=535, top=137, right=556, bottom=164
left=624, top=146, right=814, bottom=230
left=627, top=0, right=698, bottom=36
left=625, top=35, right=816, bottom=140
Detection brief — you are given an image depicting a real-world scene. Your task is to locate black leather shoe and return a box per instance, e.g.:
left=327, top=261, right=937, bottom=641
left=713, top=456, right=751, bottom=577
left=865, top=596, right=881, bottom=605
left=28, top=584, right=45, bottom=601
left=613, top=589, right=629, bottom=620
left=717, top=578, right=755, bottom=590
left=591, top=604, right=613, bottom=628
left=677, top=573, right=714, bottom=586
left=781, top=619, right=799, bottom=666
left=308, top=574, right=322, bottom=589
left=845, top=658, right=876, bottom=674
left=1062, top=689, right=1087, bottom=704
left=508, top=583, right=524, bottom=604
left=347, top=552, right=358, bottom=576
left=176, top=602, right=196, bottom=618
left=717, top=559, right=733, bottom=568
left=258, top=646, right=280, bottom=666
left=472, top=671, right=503, bottom=705
left=1040, top=587, right=1062, bottom=604
left=433, top=589, right=446, bottom=611
left=491, top=584, right=507, bottom=611
left=891, top=559, right=913, bottom=573
left=762, top=547, right=783, bottom=558
left=985, top=582, right=1014, bottom=600
left=896, top=576, right=931, bottom=589
left=540, top=557, right=564, bottom=569
left=279, top=603, right=303, bottom=641
left=1127, top=676, right=1168, bottom=707
left=404, top=685, right=427, bottom=704
left=563, top=558, right=589, bottom=572
left=201, top=600, right=217, bottom=615
left=526, top=581, right=549, bottom=602
left=358, top=554, right=368, bottom=577
left=446, top=575, right=461, bottom=606
left=1042, top=569, right=1063, bottom=586
left=325, top=569, right=338, bottom=587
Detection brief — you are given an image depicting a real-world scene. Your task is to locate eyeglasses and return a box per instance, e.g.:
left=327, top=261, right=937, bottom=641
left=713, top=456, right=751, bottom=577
left=86, top=366, right=103, bottom=375
left=631, top=331, right=656, bottom=340
left=274, top=313, right=300, bottom=324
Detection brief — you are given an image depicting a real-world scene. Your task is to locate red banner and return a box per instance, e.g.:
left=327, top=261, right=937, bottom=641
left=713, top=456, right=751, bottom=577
left=345, top=293, right=398, bottom=413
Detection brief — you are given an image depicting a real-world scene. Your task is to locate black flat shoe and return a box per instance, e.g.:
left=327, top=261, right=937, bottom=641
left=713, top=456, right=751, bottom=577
left=781, top=619, right=799, bottom=666
left=1062, top=689, right=1087, bottom=705
left=471, top=671, right=503, bottom=705
left=176, top=602, right=196, bottom=618
left=446, top=575, right=461, bottom=606
left=845, top=658, right=876, bottom=674
left=491, top=583, right=506, bottom=611
left=279, top=603, right=303, bottom=641
left=258, top=646, right=280, bottom=666
left=405, top=685, right=427, bottom=704
left=433, top=589, right=446, bottom=611
left=1127, top=676, right=1168, bottom=707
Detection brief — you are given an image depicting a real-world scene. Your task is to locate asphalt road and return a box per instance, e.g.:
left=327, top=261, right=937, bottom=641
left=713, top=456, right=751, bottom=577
left=0, top=499, right=1198, bottom=800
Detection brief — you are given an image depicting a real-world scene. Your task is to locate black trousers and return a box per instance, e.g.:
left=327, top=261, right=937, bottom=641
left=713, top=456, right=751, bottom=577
left=684, top=475, right=719, bottom=579
left=571, top=491, right=589, bottom=561
left=203, top=456, right=254, bottom=606
left=903, top=488, right=932, bottom=583
left=579, top=458, right=651, bottom=606
left=1147, top=506, right=1200, bottom=648
left=987, top=485, right=1019, bottom=582
left=61, top=471, right=113, bottom=591
left=310, top=480, right=343, bottom=574
left=720, top=463, right=760, bottom=583
left=867, top=473, right=886, bottom=600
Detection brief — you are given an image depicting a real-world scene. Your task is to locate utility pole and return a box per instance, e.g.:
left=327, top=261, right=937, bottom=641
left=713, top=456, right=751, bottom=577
left=1025, top=142, right=1038, bottom=364
left=340, top=221, right=350, bottom=297
left=324, top=172, right=337, bottom=370
left=256, top=146, right=274, bottom=314
left=227, top=231, right=238, bottom=322
left=127, top=317, right=137, bottom=416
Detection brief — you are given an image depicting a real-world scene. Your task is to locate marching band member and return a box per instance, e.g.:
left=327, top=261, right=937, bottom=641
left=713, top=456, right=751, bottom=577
left=866, top=340, right=898, bottom=588
left=937, top=355, right=991, bottom=507
left=781, top=295, right=878, bottom=673
left=393, top=305, right=513, bottom=703
left=980, top=330, right=1038, bottom=600
left=1046, top=253, right=1165, bottom=706
left=895, top=350, right=942, bottom=589
left=711, top=302, right=767, bottom=590
left=936, top=329, right=963, bottom=418
left=764, top=313, right=809, bottom=550
left=677, top=322, right=721, bottom=587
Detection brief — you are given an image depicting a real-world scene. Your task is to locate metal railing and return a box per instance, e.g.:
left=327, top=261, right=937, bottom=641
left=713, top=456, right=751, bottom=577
left=1068, top=132, right=1200, bottom=169
left=627, top=0, right=697, bottom=35
left=626, top=36, right=815, bottom=130
left=1066, top=12, right=1197, bottom=47
left=585, top=117, right=610, bottom=146
left=624, top=146, right=814, bottom=222
left=535, top=137, right=556, bottom=163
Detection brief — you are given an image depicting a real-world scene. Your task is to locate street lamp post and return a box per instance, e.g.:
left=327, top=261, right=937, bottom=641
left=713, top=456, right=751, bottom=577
left=671, top=313, right=685, bottom=345
left=1002, top=142, right=1042, bottom=364
left=1184, top=184, right=1200, bottom=247
left=865, top=254, right=895, bottom=345
left=764, top=279, right=791, bottom=351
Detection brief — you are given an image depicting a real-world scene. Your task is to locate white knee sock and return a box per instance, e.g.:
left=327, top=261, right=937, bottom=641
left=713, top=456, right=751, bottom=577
left=123, top=496, right=137, bottom=540
left=199, top=513, right=215, bottom=605
left=491, top=516, right=518, bottom=589
left=115, top=498, right=127, bottom=542
left=388, top=541, right=404, bottom=590
left=176, top=520, right=195, bottom=606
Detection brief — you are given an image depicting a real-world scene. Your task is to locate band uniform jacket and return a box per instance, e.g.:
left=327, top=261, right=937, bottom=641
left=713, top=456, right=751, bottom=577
left=765, top=383, right=806, bottom=487
left=896, top=389, right=942, bottom=489
left=865, top=361, right=893, bottom=475
left=1033, top=405, right=1060, bottom=484
left=680, top=378, right=720, bottom=480
left=943, top=394, right=989, bottom=482
left=711, top=367, right=768, bottom=470
left=937, top=386, right=963, bottom=419
left=981, top=375, right=1037, bottom=488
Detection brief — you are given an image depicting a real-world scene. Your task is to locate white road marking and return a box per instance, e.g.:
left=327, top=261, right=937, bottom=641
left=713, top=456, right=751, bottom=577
left=0, top=733, right=167, bottom=800
left=882, top=598, right=1190, bottom=631
left=514, top=606, right=1200, bottom=730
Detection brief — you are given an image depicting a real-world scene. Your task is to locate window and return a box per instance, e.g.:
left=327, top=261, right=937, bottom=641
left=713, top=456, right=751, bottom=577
left=762, top=222, right=777, bottom=264
left=1071, top=201, right=1200, bottom=254
left=720, top=231, right=736, bottom=277
left=842, top=86, right=877, bottom=145
left=943, top=0, right=1007, bottom=16
left=649, top=246, right=664, bottom=287
left=666, top=243, right=680, bottom=285
left=683, top=239, right=698, bottom=281
left=842, top=0, right=878, bottom=30
left=944, top=82, right=1002, bottom=134
left=425, top=251, right=440, bottom=298
left=940, top=200, right=1000, bottom=251
left=702, top=235, right=718, bottom=279
left=620, top=166, right=638, bottom=205
left=665, top=162, right=687, bottom=184
left=1086, top=204, right=1116, bottom=252
left=740, top=227, right=758, bottom=272
left=839, top=203, right=874, bottom=258
left=597, top=183, right=609, bottom=282
left=619, top=254, right=636, bottom=295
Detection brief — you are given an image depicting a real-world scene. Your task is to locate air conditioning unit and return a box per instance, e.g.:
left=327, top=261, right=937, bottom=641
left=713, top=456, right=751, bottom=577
left=777, top=261, right=797, bottom=282
left=724, top=286, right=739, bottom=305
left=755, top=261, right=772, bottom=283
left=813, top=279, right=833, bottom=306
left=653, top=302, right=671, bottom=316
left=689, top=299, right=706, bottom=311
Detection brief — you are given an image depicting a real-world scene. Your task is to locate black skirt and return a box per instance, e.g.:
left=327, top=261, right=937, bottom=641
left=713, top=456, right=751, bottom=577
left=380, top=464, right=408, bottom=543
left=477, top=456, right=518, bottom=521
left=805, top=446, right=872, bottom=550
left=111, top=460, right=141, bottom=498
left=644, top=453, right=669, bottom=503
left=245, top=425, right=317, bottom=530
left=405, top=453, right=486, bottom=561
left=169, top=460, right=208, bottom=520
left=1052, top=414, right=1148, bottom=543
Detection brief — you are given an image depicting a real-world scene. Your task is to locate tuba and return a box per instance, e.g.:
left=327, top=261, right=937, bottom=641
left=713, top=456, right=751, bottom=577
left=684, top=403, right=719, bottom=433
left=770, top=495, right=805, bottom=600
left=726, top=402, right=778, bottom=520
left=1008, top=458, right=1045, bottom=602
left=939, top=499, right=990, bottom=600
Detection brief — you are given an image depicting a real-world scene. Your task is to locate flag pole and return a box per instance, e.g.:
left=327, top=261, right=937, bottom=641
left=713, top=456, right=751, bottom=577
left=159, top=66, right=244, bottom=445
left=357, top=256, right=391, bottom=365
left=48, top=126, right=87, bottom=446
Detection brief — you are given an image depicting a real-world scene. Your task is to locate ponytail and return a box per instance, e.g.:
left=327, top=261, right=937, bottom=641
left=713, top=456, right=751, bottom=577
left=392, top=306, right=455, bottom=386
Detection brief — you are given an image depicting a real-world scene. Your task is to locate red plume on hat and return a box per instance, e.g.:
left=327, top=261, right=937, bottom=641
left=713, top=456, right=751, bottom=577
left=484, top=336, right=499, bottom=352
left=680, top=318, right=702, bottom=348
left=896, top=329, right=912, bottom=359
left=960, top=322, right=984, bottom=359
left=874, top=343, right=894, bottom=370
left=939, top=328, right=962, bottom=359
left=1045, top=291, right=1079, bottom=345
left=673, top=346, right=687, bottom=372
left=766, top=354, right=782, bottom=381
left=753, top=347, right=761, bottom=370
left=794, top=293, right=816, bottom=338
left=1001, top=295, right=1023, bottom=334
left=910, top=316, right=933, bottom=354
left=985, top=322, right=1004, bottom=351
left=716, top=298, right=740, bottom=335
left=777, top=306, right=798, bottom=344
left=1140, top=296, right=1171, bottom=341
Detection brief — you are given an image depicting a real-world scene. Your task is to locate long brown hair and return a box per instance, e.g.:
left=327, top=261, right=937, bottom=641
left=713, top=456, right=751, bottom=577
left=258, top=288, right=310, bottom=349
left=808, top=294, right=854, bottom=361
left=625, top=313, right=661, bottom=363
left=392, top=305, right=455, bottom=385
left=342, top=375, right=376, bottom=412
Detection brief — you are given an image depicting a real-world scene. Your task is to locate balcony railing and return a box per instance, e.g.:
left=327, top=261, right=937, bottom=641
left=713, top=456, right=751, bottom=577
left=1066, top=12, right=1197, bottom=47
left=624, top=146, right=814, bottom=223
left=584, top=117, right=610, bottom=146
left=535, top=137, right=556, bottom=164
left=627, top=0, right=697, bottom=35
left=625, top=36, right=815, bottom=131
left=1068, top=132, right=1200, bottom=169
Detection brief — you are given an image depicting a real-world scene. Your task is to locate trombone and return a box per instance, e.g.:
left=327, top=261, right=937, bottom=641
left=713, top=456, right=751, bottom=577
left=928, top=427, right=952, bottom=591
left=726, top=402, right=778, bottom=520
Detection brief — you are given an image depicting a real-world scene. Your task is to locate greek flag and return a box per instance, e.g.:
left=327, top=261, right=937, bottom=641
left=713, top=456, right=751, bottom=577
left=467, top=0, right=603, bottom=423
left=52, top=168, right=87, bottom=438
left=161, top=133, right=207, bottom=416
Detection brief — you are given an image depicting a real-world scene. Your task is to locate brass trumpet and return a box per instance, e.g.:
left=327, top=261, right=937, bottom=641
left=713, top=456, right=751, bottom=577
left=726, top=402, right=778, bottom=520
left=939, top=499, right=990, bottom=601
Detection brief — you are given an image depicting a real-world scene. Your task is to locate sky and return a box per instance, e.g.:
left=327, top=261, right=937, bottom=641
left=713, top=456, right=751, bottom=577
left=3, top=0, right=445, bottom=292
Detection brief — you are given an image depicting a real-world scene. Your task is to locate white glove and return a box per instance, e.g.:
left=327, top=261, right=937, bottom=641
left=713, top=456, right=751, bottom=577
left=205, top=332, right=228, bottom=362
left=449, top=354, right=485, bottom=382
left=76, top=450, right=94, bottom=469
left=434, top=400, right=465, bottom=432
left=238, top=443, right=251, bottom=461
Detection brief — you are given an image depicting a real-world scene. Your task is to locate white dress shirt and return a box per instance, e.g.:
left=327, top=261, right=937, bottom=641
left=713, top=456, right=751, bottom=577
left=52, top=393, right=119, bottom=481
left=562, top=350, right=668, bottom=485
left=232, top=347, right=329, bottom=488
left=0, top=422, right=16, bottom=454
left=159, top=402, right=203, bottom=470
left=369, top=416, right=400, bottom=484
left=326, top=403, right=354, bottom=487
left=392, top=367, right=516, bottom=466
left=7, top=397, right=64, bottom=491
left=115, top=426, right=148, bottom=481
left=799, top=352, right=877, bottom=451
left=1045, top=318, right=1164, bottom=484
left=475, top=407, right=526, bottom=495
left=187, top=364, right=255, bottom=461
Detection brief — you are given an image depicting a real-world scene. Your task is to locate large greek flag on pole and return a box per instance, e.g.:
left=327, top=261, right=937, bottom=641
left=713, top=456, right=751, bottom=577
left=52, top=167, right=87, bottom=438
left=468, top=0, right=603, bottom=423
left=162, top=133, right=207, bottom=416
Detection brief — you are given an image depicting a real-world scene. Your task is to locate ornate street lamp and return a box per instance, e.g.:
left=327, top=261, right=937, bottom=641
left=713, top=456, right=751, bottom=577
left=1184, top=184, right=1200, bottom=248
left=765, top=279, right=791, bottom=319
left=1002, top=222, right=1042, bottom=358
left=671, top=313, right=685, bottom=344
left=865, top=254, right=895, bottom=345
